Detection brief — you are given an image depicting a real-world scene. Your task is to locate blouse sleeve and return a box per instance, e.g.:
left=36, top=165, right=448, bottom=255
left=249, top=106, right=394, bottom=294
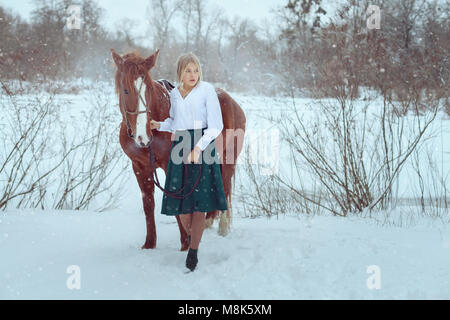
left=195, top=83, right=224, bottom=151
left=157, top=94, right=175, bottom=133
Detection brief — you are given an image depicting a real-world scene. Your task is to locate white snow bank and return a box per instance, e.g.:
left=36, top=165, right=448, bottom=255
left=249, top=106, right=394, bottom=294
left=1, top=208, right=449, bottom=299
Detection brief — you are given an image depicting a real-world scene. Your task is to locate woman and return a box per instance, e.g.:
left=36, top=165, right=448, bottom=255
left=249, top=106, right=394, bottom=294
left=150, top=52, right=228, bottom=272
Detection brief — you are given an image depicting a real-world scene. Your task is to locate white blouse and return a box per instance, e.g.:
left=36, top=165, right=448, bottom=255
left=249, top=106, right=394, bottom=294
left=157, top=81, right=224, bottom=151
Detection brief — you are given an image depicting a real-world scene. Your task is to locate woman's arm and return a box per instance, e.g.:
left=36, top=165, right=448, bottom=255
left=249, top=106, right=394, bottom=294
left=156, top=94, right=176, bottom=132
left=195, top=83, right=223, bottom=151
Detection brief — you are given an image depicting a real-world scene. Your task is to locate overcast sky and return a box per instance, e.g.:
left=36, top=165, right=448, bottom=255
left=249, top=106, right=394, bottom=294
left=1, top=0, right=282, bottom=20
left=1, top=0, right=286, bottom=46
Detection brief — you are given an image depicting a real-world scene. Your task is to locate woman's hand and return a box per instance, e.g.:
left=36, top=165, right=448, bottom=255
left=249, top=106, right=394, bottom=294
left=150, top=120, right=160, bottom=130
left=187, top=146, right=202, bottom=163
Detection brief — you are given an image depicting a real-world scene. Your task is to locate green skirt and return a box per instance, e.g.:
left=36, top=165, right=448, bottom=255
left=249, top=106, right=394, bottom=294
left=160, top=128, right=228, bottom=216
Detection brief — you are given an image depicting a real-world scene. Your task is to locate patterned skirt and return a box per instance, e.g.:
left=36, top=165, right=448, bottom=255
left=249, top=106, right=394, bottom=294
left=160, top=128, right=228, bottom=216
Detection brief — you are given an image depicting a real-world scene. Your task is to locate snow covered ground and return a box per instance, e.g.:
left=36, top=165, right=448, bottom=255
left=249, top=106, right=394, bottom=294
left=1, top=207, right=450, bottom=299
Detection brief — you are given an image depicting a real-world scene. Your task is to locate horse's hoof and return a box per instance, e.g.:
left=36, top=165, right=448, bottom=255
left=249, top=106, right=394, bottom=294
left=141, top=242, right=156, bottom=249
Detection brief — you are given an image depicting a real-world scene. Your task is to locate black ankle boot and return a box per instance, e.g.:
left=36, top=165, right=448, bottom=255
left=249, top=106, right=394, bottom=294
left=185, top=248, right=198, bottom=271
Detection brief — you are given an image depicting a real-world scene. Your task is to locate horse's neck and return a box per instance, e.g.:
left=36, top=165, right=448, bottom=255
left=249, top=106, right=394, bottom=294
left=148, top=81, right=170, bottom=120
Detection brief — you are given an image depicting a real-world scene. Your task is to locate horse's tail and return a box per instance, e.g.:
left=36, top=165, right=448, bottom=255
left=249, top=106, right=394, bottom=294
left=227, top=172, right=235, bottom=224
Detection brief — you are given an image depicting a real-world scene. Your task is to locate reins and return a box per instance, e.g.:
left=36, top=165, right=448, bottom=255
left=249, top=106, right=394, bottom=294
left=147, top=138, right=203, bottom=200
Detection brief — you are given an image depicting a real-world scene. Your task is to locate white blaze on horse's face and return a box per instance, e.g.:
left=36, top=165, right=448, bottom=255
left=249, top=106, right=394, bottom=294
left=134, top=77, right=150, bottom=146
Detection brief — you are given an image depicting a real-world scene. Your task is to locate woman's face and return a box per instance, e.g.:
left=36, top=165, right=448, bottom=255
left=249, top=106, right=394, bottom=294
left=181, top=62, right=200, bottom=89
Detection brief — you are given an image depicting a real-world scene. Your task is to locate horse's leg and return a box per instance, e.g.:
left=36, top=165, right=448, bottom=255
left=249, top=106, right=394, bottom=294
left=132, top=162, right=157, bottom=249
left=205, top=210, right=216, bottom=229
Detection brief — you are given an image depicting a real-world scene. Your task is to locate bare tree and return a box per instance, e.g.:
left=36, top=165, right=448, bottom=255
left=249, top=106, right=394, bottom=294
left=179, top=0, right=222, bottom=72
left=192, top=0, right=205, bottom=51
left=146, top=0, right=182, bottom=76
left=180, top=0, right=194, bottom=52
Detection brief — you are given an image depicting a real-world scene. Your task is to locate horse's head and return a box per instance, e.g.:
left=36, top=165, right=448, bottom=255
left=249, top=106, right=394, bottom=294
left=111, top=48, right=159, bottom=147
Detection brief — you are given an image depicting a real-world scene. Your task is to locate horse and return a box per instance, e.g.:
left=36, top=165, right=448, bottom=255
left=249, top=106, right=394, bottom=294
left=111, top=48, right=246, bottom=250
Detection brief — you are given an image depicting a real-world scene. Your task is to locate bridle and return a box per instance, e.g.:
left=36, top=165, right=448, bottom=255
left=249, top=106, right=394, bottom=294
left=118, top=71, right=202, bottom=200
left=120, top=73, right=152, bottom=141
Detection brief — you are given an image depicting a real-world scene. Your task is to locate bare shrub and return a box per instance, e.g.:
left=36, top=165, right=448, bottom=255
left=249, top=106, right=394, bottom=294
left=235, top=143, right=310, bottom=218
left=411, top=129, right=449, bottom=219
left=272, top=87, right=440, bottom=217
left=51, top=88, right=129, bottom=211
left=0, top=80, right=128, bottom=211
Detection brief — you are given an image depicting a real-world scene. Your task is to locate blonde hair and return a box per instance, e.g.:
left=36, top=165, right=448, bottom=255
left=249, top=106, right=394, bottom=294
left=176, top=52, right=203, bottom=87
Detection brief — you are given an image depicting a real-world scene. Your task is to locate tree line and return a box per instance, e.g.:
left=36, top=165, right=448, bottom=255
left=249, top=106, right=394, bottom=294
left=0, top=0, right=448, bottom=101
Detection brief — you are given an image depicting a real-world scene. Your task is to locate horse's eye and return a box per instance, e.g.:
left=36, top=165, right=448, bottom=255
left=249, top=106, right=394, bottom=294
left=124, top=89, right=129, bottom=95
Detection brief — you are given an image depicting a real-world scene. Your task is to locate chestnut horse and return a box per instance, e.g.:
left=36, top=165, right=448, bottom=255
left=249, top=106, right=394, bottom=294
left=111, top=48, right=246, bottom=250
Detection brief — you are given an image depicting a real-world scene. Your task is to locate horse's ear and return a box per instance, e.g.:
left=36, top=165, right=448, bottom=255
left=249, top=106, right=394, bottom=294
left=111, top=48, right=124, bottom=68
left=143, top=49, right=159, bottom=71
